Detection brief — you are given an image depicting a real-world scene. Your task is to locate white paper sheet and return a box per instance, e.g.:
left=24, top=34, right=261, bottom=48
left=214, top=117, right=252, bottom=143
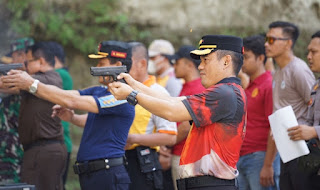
left=268, top=106, right=310, bottom=163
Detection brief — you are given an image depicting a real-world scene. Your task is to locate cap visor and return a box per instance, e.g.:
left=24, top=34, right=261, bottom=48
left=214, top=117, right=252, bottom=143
left=190, top=49, right=213, bottom=59
left=148, top=50, right=160, bottom=57
left=88, top=54, right=107, bottom=59
left=169, top=54, right=181, bottom=63
left=0, top=56, right=13, bottom=64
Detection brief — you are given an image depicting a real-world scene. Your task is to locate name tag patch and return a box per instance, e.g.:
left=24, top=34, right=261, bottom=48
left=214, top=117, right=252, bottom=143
left=98, top=95, right=127, bottom=108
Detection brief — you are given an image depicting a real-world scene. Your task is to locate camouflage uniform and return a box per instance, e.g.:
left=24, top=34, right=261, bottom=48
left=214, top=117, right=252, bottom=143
left=0, top=94, right=23, bottom=183
left=0, top=37, right=33, bottom=183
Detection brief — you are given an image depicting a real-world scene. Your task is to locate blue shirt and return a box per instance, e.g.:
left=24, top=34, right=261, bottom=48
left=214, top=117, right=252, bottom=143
left=77, top=86, right=135, bottom=162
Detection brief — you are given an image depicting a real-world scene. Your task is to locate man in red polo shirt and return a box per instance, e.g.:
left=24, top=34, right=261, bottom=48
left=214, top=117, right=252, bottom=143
left=109, top=35, right=247, bottom=190
left=237, top=35, right=280, bottom=190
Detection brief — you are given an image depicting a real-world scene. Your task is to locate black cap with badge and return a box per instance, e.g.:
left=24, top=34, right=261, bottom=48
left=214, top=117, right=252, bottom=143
left=88, top=41, right=132, bottom=71
left=171, top=45, right=201, bottom=67
left=190, top=35, right=244, bottom=60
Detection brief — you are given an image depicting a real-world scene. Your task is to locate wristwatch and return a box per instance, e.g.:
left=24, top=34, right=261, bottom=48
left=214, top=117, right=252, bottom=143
left=126, top=90, right=139, bottom=106
left=29, top=79, right=40, bottom=94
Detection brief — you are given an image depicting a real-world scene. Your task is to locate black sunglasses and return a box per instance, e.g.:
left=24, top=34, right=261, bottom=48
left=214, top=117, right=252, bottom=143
left=265, top=36, right=289, bottom=45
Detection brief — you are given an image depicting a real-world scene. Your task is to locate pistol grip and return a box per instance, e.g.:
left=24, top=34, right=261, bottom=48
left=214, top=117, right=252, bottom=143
left=118, top=78, right=127, bottom=84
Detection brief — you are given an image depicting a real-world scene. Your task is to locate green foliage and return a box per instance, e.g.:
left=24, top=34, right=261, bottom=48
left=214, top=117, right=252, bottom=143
left=5, top=0, right=151, bottom=53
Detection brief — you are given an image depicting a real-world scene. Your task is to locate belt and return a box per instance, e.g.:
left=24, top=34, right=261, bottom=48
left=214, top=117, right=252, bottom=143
left=23, top=139, right=63, bottom=151
left=177, top=175, right=235, bottom=189
left=73, top=157, right=126, bottom=175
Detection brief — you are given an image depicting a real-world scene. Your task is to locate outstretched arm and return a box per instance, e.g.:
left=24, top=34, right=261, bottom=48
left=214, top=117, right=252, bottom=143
left=0, top=76, right=20, bottom=94
left=109, top=80, right=191, bottom=122
left=117, top=73, right=181, bottom=101
left=1, top=70, right=99, bottom=113
left=126, top=133, right=176, bottom=148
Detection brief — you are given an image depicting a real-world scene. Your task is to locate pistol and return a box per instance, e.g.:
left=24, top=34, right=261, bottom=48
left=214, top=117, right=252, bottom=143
left=0, top=63, right=24, bottom=75
left=90, top=66, right=127, bottom=83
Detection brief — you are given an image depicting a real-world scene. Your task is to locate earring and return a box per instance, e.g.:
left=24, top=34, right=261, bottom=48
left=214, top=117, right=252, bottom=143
left=224, top=62, right=227, bottom=66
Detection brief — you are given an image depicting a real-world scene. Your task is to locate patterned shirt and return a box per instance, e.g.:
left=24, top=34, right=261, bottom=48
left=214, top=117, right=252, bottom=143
left=0, top=94, right=23, bottom=183
left=180, top=77, right=247, bottom=179
left=172, top=78, right=205, bottom=156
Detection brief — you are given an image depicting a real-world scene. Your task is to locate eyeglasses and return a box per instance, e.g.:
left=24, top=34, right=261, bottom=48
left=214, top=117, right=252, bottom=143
left=265, top=36, right=289, bottom=45
left=25, top=58, right=39, bottom=63
left=24, top=58, right=39, bottom=66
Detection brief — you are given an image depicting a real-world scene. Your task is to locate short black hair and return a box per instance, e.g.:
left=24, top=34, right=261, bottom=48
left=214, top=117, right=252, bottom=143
left=216, top=50, right=243, bottom=75
left=269, top=21, right=299, bottom=48
left=311, top=31, right=320, bottom=39
left=31, top=42, right=55, bottom=67
left=47, top=41, right=65, bottom=64
left=243, top=35, right=266, bottom=63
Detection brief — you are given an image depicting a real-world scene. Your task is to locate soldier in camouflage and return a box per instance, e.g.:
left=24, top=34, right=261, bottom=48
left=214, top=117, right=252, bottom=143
left=0, top=94, right=23, bottom=183
left=0, top=37, right=34, bottom=183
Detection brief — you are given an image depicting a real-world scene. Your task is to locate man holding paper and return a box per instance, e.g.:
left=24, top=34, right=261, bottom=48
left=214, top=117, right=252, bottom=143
left=287, top=31, right=320, bottom=141
left=287, top=31, right=320, bottom=189
left=265, top=21, right=315, bottom=190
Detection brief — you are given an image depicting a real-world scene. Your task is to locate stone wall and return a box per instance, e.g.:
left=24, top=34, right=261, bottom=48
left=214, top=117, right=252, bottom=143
left=122, top=0, right=320, bottom=32
left=1, top=0, right=320, bottom=88
left=2, top=0, right=320, bottom=53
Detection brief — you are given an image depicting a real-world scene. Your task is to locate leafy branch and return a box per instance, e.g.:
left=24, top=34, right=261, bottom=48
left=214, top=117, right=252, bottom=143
left=5, top=0, right=151, bottom=53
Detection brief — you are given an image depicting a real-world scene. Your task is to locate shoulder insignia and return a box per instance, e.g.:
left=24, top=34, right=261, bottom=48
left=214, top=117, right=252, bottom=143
left=98, top=95, right=127, bottom=108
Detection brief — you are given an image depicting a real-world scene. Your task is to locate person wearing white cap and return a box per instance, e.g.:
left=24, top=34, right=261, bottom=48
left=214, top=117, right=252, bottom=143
left=148, top=39, right=182, bottom=97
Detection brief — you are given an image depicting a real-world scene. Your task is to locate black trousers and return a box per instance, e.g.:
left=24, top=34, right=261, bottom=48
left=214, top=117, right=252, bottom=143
left=63, top=152, right=71, bottom=190
left=280, top=159, right=318, bottom=190
left=162, top=169, right=175, bottom=190
left=177, top=176, right=237, bottom=190
left=79, top=165, right=130, bottom=190
left=180, top=186, right=237, bottom=190
left=125, top=149, right=163, bottom=190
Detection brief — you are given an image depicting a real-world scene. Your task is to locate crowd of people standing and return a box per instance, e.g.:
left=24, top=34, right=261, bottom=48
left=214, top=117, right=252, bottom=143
left=0, top=20, right=320, bottom=190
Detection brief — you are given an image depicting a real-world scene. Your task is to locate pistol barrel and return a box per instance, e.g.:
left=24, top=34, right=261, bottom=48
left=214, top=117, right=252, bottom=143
left=0, top=63, right=24, bottom=75
left=90, top=66, right=127, bottom=83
